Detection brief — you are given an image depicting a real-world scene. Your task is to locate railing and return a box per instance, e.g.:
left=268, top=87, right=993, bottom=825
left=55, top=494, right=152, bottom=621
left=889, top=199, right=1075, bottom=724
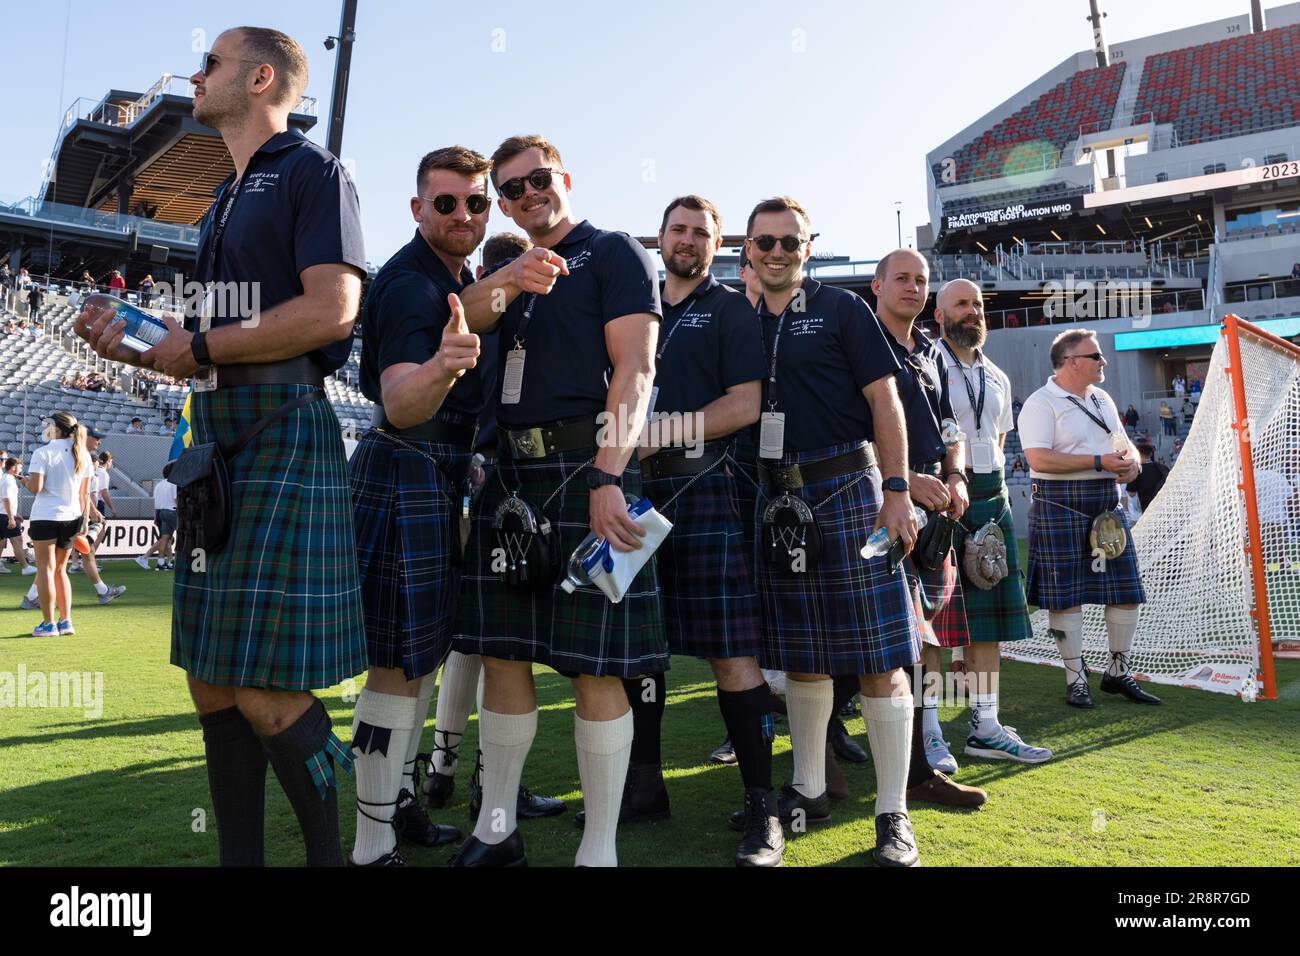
left=1078, top=111, right=1154, bottom=138
left=0, top=195, right=200, bottom=246
left=1023, top=239, right=1145, bottom=256
left=1119, top=138, right=1300, bottom=189
left=1222, top=220, right=1300, bottom=242
left=984, top=288, right=1208, bottom=331
left=1222, top=277, right=1300, bottom=305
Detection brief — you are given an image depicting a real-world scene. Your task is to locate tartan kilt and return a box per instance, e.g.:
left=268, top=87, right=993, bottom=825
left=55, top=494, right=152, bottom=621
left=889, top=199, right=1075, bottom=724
left=952, top=470, right=1031, bottom=643
left=732, top=428, right=761, bottom=559
left=756, top=441, right=920, bottom=676
left=453, top=443, right=668, bottom=678
left=641, top=447, right=762, bottom=660
left=349, top=419, right=472, bottom=680
left=904, top=547, right=970, bottom=648
left=171, top=384, right=366, bottom=689
left=1026, top=477, right=1146, bottom=611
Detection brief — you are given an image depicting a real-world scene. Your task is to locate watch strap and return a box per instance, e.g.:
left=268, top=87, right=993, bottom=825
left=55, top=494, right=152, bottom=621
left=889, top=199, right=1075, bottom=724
left=191, top=330, right=213, bottom=368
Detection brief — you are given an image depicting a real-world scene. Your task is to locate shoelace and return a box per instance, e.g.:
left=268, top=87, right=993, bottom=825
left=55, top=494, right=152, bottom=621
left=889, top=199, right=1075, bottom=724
left=880, top=812, right=911, bottom=844
left=430, top=730, right=462, bottom=773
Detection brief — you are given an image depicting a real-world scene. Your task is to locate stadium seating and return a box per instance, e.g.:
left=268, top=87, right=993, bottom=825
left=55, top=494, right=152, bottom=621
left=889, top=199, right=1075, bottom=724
left=1134, top=23, right=1300, bottom=146
left=935, top=63, right=1127, bottom=185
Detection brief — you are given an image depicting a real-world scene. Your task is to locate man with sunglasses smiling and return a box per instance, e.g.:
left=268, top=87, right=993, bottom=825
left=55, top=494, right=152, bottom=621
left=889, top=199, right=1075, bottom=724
left=1018, top=329, right=1159, bottom=708
left=76, top=26, right=367, bottom=867
left=745, top=197, right=923, bottom=867
left=449, top=135, right=666, bottom=868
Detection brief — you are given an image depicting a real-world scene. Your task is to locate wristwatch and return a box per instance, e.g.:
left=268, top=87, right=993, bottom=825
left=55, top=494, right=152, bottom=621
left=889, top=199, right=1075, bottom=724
left=1094, top=454, right=1104, bottom=472
left=190, top=330, right=213, bottom=368
left=585, top=467, right=623, bottom=490
left=882, top=476, right=909, bottom=494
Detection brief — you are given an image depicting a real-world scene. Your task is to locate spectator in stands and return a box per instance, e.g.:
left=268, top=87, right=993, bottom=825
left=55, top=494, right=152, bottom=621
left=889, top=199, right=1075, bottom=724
left=1123, top=404, right=1140, bottom=433
left=140, top=274, right=155, bottom=308
left=1171, top=438, right=1184, bottom=465
left=1127, top=441, right=1169, bottom=511
left=1171, top=374, right=1185, bottom=400
left=128, top=417, right=144, bottom=434
left=80, top=271, right=95, bottom=293
left=137, top=462, right=177, bottom=571
left=1182, top=398, right=1194, bottom=425
left=27, top=283, right=45, bottom=318
left=1159, top=400, right=1176, bottom=436
left=17, top=268, right=31, bottom=296
left=1291, top=262, right=1300, bottom=280
left=0, top=263, right=10, bottom=314
left=1189, top=378, right=1202, bottom=402
left=0, top=457, right=34, bottom=575
left=160, top=417, right=176, bottom=436
left=108, top=270, right=126, bottom=297
left=1011, top=396, right=1022, bottom=429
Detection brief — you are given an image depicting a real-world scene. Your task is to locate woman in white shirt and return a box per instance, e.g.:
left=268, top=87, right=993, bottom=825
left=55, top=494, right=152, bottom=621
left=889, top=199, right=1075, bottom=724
left=21, top=411, right=94, bottom=637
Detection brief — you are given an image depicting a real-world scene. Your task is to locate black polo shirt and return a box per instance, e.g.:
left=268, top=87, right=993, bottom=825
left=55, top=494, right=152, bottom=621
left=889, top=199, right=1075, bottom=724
left=493, top=220, right=660, bottom=428
left=194, top=129, right=366, bottom=373
left=883, top=323, right=953, bottom=469
left=655, top=274, right=764, bottom=418
left=758, top=278, right=900, bottom=454
left=359, top=229, right=486, bottom=421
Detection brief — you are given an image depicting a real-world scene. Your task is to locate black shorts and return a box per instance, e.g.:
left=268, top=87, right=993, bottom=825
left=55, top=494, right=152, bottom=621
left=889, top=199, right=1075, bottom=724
left=1, top=516, right=22, bottom=539
left=27, top=517, right=83, bottom=550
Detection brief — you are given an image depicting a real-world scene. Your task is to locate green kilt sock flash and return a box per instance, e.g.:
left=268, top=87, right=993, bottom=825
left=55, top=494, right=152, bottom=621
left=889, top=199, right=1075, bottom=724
left=199, top=706, right=268, bottom=866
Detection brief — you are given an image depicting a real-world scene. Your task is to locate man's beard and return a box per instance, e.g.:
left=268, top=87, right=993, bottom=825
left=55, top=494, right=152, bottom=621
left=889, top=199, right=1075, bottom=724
left=665, top=252, right=708, bottom=280
left=432, top=227, right=483, bottom=259
left=944, top=319, right=986, bottom=350
left=194, top=92, right=244, bottom=132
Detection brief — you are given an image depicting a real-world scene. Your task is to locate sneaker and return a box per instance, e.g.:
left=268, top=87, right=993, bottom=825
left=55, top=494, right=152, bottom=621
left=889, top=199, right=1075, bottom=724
left=32, top=621, right=58, bottom=637
left=57, top=619, right=74, bottom=635
left=709, top=737, right=737, bottom=765
left=21, top=565, right=36, bottom=575
left=68, top=562, right=82, bottom=574
left=924, top=731, right=959, bottom=774
left=965, top=725, right=1053, bottom=764
left=98, top=585, right=126, bottom=605
left=19, top=595, right=39, bottom=610
left=0, top=564, right=11, bottom=573
left=134, top=556, right=151, bottom=570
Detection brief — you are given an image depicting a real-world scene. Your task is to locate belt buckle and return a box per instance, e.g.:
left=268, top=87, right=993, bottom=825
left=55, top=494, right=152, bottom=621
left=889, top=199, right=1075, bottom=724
left=508, top=427, right=547, bottom=460
left=772, top=463, right=803, bottom=489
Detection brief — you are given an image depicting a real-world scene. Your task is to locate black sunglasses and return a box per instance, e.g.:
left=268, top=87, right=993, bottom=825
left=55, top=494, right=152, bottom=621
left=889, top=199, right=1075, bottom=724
left=497, top=167, right=563, bottom=201
left=198, top=50, right=262, bottom=76
left=422, top=193, right=491, bottom=215
left=748, top=233, right=816, bottom=253
left=906, top=354, right=937, bottom=391
left=1069, top=352, right=1105, bottom=362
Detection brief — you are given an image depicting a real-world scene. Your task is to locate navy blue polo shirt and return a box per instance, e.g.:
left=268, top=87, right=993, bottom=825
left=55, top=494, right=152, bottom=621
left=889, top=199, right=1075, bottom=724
left=655, top=274, right=764, bottom=418
left=493, top=220, right=661, bottom=428
left=758, top=279, right=901, bottom=453
left=883, top=323, right=953, bottom=468
left=194, top=129, right=366, bottom=373
left=359, top=229, right=486, bottom=421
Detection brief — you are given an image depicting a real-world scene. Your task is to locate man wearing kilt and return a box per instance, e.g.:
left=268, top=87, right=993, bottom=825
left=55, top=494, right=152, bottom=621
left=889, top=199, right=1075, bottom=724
left=345, top=146, right=492, bottom=866
left=450, top=135, right=667, bottom=867
left=747, top=196, right=923, bottom=867
left=934, top=279, right=1053, bottom=763
left=77, top=27, right=368, bottom=865
left=592, top=194, right=780, bottom=866
left=871, top=251, right=987, bottom=809
left=1019, top=329, right=1161, bottom=708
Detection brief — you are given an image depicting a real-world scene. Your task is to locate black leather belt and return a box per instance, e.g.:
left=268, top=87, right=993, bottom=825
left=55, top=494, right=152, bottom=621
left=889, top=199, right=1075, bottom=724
left=371, top=406, right=475, bottom=447
left=759, top=445, right=876, bottom=491
left=501, top=418, right=600, bottom=460
left=642, top=442, right=729, bottom=481
left=215, top=355, right=326, bottom=389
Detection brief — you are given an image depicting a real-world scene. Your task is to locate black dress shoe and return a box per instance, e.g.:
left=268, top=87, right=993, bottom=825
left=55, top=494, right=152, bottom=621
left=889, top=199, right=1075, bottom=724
left=710, top=736, right=738, bottom=765
left=735, top=788, right=784, bottom=867
left=393, top=792, right=463, bottom=847
left=872, top=812, right=919, bottom=867
left=729, top=783, right=831, bottom=830
left=1066, top=675, right=1096, bottom=709
left=447, top=830, right=526, bottom=867
left=1100, top=671, right=1163, bottom=704
left=575, top=762, right=671, bottom=828
left=423, top=770, right=455, bottom=810
left=348, top=847, right=407, bottom=867
left=828, top=718, right=869, bottom=764
left=517, top=786, right=566, bottom=819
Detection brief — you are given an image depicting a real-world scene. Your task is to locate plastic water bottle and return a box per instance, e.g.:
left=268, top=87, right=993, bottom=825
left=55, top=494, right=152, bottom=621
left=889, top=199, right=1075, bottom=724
left=861, top=506, right=928, bottom=559
left=560, top=532, right=604, bottom=594
left=83, top=293, right=170, bottom=352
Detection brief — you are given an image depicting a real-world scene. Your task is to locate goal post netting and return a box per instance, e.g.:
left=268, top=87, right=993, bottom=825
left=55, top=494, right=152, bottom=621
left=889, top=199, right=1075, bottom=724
left=1006, top=315, right=1289, bottom=700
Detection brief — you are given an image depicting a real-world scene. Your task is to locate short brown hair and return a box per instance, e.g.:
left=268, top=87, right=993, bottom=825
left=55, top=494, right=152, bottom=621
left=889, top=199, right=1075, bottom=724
left=746, top=196, right=810, bottom=237
left=660, top=195, right=722, bottom=236
left=1050, top=328, right=1098, bottom=368
left=416, top=146, right=492, bottom=194
left=482, top=232, right=533, bottom=273
left=234, top=27, right=308, bottom=107
left=490, top=135, right=563, bottom=188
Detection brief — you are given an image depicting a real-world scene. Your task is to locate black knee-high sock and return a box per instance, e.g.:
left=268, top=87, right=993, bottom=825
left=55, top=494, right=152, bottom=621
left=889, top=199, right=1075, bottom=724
left=258, top=697, right=350, bottom=867
left=718, top=683, right=772, bottom=792
left=831, top=674, right=858, bottom=720
left=199, top=706, right=268, bottom=866
left=906, top=663, right=933, bottom=788
left=622, top=673, right=666, bottom=767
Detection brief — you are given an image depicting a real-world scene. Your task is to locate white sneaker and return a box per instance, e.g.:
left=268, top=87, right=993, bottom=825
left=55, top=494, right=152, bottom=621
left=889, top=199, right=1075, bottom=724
left=923, top=731, right=959, bottom=774
left=0, top=564, right=11, bottom=573
left=21, top=565, right=36, bottom=575
left=99, top=585, right=126, bottom=605
left=135, top=556, right=152, bottom=570
left=965, top=724, right=1053, bottom=764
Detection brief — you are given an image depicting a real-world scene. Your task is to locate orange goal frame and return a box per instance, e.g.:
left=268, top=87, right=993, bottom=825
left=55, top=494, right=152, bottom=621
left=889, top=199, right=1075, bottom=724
left=1221, top=314, right=1294, bottom=701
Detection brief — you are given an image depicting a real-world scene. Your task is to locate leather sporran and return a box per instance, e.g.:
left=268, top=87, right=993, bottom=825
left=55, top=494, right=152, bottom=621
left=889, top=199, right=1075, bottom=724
left=491, top=493, right=561, bottom=592
left=170, top=442, right=232, bottom=557
left=762, top=494, right=823, bottom=574
left=913, top=509, right=957, bottom=572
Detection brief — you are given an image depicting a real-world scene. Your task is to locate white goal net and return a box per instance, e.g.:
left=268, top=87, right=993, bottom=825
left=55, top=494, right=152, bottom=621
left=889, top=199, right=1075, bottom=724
left=1006, top=317, right=1292, bottom=699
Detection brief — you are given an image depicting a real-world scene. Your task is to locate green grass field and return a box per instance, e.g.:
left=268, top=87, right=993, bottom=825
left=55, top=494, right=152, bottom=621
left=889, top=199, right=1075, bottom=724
left=1, top=562, right=1297, bottom=867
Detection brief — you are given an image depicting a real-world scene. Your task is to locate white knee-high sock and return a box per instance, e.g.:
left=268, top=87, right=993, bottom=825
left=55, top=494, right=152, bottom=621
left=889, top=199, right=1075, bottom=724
left=1105, top=606, right=1140, bottom=676
left=431, top=651, right=482, bottom=778
left=351, top=689, right=420, bottom=865
left=402, top=673, right=438, bottom=796
left=1049, top=610, right=1085, bottom=684
left=470, top=707, right=536, bottom=846
left=785, top=678, right=834, bottom=798
left=574, top=710, right=633, bottom=868
left=863, top=693, right=912, bottom=816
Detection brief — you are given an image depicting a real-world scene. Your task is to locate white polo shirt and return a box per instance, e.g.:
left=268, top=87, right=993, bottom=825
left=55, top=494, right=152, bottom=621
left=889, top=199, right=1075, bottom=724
left=27, top=439, right=94, bottom=522
left=1018, top=377, right=1126, bottom=480
left=153, top=478, right=176, bottom=511
left=936, top=342, right=1013, bottom=470
left=1, top=472, right=18, bottom=516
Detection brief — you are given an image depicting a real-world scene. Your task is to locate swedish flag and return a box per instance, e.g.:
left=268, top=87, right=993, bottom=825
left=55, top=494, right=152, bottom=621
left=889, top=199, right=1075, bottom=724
left=168, top=388, right=192, bottom=462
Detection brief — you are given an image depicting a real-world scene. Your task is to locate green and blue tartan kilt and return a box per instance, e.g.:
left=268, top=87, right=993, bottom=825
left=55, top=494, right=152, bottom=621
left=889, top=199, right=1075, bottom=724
left=171, top=384, right=366, bottom=690
left=1026, top=477, right=1146, bottom=611
left=951, top=470, right=1031, bottom=643
left=732, top=427, right=761, bottom=560
left=641, top=446, right=762, bottom=660
left=755, top=441, right=920, bottom=676
left=452, top=444, right=668, bottom=678
left=349, top=417, right=473, bottom=680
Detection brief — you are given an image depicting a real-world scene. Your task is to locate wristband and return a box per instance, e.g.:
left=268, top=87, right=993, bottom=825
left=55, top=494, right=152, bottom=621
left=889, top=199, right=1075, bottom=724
left=191, top=330, right=212, bottom=368
left=1094, top=454, right=1103, bottom=472
left=944, top=471, right=968, bottom=485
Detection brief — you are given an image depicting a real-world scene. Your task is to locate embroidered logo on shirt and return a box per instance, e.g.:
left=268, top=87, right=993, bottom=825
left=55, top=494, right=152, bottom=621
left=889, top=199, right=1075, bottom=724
left=791, top=316, right=824, bottom=336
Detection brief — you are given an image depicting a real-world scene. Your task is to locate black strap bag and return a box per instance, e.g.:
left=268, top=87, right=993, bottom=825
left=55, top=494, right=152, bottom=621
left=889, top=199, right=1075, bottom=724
left=913, top=508, right=958, bottom=572
left=490, top=492, right=562, bottom=593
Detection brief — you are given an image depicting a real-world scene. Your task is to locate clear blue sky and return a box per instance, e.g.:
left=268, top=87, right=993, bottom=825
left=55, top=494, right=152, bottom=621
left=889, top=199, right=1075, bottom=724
left=0, top=0, right=1251, bottom=266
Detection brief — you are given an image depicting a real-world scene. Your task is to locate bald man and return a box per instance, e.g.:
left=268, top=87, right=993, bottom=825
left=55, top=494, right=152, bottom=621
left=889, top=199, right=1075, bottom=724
left=934, top=280, right=1052, bottom=764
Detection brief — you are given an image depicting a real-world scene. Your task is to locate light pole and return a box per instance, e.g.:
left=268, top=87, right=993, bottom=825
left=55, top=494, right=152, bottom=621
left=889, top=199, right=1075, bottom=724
left=894, top=201, right=902, bottom=248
